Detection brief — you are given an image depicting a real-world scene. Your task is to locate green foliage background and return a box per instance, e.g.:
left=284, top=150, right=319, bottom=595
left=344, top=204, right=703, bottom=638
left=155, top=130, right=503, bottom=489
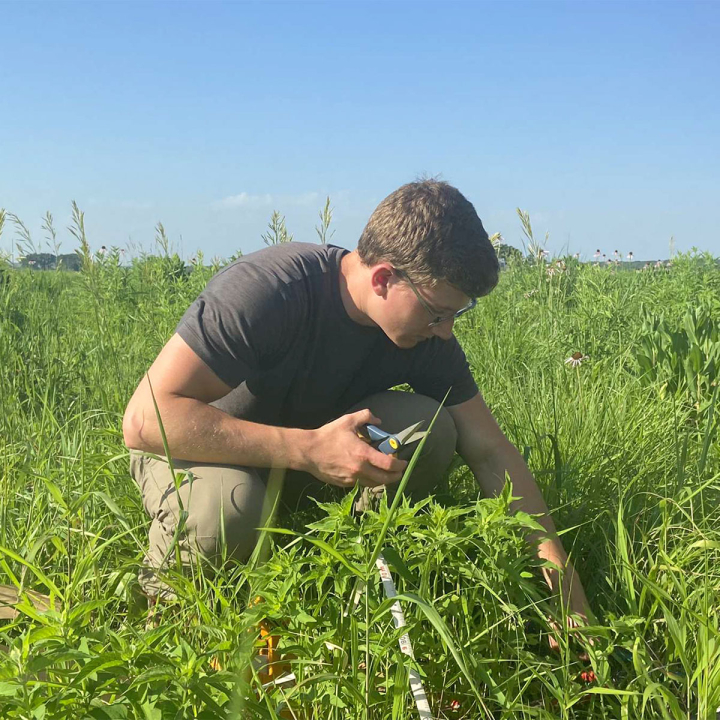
left=0, top=221, right=719, bottom=718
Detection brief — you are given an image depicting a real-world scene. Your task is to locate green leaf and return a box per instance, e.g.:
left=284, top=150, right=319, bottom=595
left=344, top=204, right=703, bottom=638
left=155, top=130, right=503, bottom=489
left=141, top=700, right=163, bottom=720
left=0, top=545, right=64, bottom=601
left=37, top=475, right=68, bottom=511
left=0, top=682, right=20, bottom=697
left=263, top=528, right=364, bottom=577
left=391, top=592, right=500, bottom=709
left=295, top=610, right=317, bottom=625
left=71, top=654, right=126, bottom=686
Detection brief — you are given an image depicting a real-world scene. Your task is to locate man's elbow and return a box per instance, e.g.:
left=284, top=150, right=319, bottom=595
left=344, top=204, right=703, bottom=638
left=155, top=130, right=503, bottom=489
left=122, top=404, right=146, bottom=450
left=460, top=435, right=513, bottom=471
left=464, top=438, right=522, bottom=493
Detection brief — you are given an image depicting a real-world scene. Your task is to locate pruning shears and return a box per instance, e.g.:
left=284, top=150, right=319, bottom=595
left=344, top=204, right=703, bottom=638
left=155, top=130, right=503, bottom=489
left=358, top=420, right=427, bottom=455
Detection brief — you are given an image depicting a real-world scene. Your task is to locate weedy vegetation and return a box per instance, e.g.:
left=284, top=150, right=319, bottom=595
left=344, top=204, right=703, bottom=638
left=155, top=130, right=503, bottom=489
left=0, top=204, right=718, bottom=719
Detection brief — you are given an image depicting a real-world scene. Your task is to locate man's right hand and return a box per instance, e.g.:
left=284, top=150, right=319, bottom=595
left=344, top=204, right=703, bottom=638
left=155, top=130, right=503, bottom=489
left=301, top=409, right=409, bottom=489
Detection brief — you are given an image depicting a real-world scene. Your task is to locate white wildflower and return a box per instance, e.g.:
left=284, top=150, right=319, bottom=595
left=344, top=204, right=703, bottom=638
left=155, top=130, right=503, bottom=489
left=565, top=352, right=589, bottom=368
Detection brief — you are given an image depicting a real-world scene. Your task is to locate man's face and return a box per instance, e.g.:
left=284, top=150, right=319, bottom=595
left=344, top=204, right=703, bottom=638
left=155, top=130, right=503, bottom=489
left=383, top=270, right=473, bottom=349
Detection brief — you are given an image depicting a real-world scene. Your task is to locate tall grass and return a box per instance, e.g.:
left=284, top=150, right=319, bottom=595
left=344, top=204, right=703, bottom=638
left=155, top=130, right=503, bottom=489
left=0, top=208, right=718, bottom=718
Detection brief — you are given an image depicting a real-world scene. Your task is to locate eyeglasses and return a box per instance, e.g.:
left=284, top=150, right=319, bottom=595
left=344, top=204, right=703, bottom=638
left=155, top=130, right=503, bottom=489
left=394, top=269, right=477, bottom=327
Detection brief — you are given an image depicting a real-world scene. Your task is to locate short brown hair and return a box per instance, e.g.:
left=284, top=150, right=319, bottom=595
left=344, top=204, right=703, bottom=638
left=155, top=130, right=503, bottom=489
left=357, top=180, right=499, bottom=298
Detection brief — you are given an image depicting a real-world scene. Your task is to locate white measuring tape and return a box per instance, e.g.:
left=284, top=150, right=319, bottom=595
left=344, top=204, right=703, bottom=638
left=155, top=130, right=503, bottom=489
left=376, top=553, right=433, bottom=719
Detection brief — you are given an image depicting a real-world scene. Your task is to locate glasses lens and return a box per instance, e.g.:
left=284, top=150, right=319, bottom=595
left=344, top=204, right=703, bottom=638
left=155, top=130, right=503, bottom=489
left=396, top=268, right=477, bottom=327
left=428, top=299, right=476, bottom=327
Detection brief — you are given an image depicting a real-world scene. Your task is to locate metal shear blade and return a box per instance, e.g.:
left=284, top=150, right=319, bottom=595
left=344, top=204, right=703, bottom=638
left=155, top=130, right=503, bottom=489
left=394, top=420, right=427, bottom=447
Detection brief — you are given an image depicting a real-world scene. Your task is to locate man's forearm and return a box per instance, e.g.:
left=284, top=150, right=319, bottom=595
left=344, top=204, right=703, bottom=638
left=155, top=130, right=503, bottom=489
left=469, top=440, right=591, bottom=617
left=469, top=439, right=558, bottom=533
left=123, top=395, right=309, bottom=469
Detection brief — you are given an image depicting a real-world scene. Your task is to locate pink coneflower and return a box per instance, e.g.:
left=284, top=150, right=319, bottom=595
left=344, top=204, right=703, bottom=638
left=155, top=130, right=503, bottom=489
left=573, top=252, right=580, bottom=259
left=613, top=250, right=619, bottom=258
left=565, top=351, right=589, bottom=368
left=547, top=259, right=567, bottom=279
left=626, top=252, right=634, bottom=260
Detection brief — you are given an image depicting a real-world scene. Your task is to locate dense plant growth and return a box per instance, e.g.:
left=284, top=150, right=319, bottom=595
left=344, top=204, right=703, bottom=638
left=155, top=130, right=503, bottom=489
left=0, top=212, right=718, bottom=718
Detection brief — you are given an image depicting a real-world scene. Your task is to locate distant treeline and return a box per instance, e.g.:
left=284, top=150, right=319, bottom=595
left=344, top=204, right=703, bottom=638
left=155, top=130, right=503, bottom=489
left=16, top=253, right=83, bottom=271
left=7, top=247, right=711, bottom=274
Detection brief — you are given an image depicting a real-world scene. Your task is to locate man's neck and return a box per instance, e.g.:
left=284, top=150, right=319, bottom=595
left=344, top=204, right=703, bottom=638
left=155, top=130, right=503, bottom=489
left=339, top=251, right=377, bottom=327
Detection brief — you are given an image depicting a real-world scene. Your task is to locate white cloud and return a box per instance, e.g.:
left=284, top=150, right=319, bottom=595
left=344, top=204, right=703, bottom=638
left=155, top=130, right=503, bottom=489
left=213, top=191, right=322, bottom=210
left=214, top=192, right=273, bottom=209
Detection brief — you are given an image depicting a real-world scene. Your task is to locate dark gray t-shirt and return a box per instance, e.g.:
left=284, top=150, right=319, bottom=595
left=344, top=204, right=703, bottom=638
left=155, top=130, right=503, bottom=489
left=176, top=242, right=478, bottom=429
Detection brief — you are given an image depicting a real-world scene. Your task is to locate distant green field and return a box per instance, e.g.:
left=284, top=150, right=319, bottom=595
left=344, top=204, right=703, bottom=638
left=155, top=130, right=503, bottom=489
left=1, top=229, right=719, bottom=718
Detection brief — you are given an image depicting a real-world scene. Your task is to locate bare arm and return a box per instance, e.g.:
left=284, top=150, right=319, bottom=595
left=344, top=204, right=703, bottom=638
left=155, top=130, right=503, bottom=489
left=122, top=333, right=406, bottom=486
left=122, top=334, right=308, bottom=468
left=448, top=393, right=593, bottom=622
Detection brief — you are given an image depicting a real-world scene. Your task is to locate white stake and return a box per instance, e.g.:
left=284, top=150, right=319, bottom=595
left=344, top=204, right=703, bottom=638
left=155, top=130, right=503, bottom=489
left=376, top=553, right=433, bottom=719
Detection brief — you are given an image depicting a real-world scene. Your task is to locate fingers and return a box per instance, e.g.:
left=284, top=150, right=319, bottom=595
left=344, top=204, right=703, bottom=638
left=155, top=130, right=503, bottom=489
left=331, top=449, right=407, bottom=490
left=546, top=615, right=594, bottom=660
left=314, top=410, right=411, bottom=489
left=351, top=408, right=382, bottom=429
left=349, top=412, right=408, bottom=483
left=360, top=445, right=407, bottom=484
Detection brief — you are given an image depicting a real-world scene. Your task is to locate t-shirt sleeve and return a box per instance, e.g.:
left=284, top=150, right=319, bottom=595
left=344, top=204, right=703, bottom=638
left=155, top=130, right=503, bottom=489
left=175, top=261, right=300, bottom=388
left=408, top=336, right=479, bottom=408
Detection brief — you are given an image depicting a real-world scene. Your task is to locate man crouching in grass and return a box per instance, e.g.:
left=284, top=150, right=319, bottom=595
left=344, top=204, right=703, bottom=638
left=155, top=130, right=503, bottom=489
left=122, top=178, right=592, bottom=638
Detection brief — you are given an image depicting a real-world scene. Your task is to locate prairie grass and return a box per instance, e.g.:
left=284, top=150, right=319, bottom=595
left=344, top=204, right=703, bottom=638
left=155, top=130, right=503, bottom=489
left=0, top=211, right=718, bottom=718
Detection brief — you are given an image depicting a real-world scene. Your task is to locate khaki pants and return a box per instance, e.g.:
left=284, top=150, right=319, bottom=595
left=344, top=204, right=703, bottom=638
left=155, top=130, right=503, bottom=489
left=129, top=390, right=458, bottom=596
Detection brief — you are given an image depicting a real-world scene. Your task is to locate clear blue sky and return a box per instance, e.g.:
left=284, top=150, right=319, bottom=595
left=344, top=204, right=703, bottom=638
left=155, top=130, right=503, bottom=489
left=1, top=0, right=718, bottom=262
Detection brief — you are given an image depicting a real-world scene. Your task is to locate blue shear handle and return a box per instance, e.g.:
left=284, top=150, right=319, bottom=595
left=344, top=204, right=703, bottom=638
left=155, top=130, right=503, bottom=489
left=364, top=425, right=401, bottom=455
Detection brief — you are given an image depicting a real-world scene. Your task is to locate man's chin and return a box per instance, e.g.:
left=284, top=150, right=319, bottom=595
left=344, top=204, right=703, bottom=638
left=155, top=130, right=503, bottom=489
left=395, top=335, right=424, bottom=349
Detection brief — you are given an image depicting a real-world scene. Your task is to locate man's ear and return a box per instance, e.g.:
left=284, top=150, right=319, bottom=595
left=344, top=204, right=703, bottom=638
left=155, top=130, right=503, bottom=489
left=369, top=264, right=394, bottom=298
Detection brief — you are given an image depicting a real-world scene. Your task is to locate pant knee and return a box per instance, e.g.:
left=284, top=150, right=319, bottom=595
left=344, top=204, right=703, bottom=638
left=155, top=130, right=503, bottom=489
left=427, top=405, right=458, bottom=457
left=191, top=478, right=266, bottom=561
left=401, top=403, right=457, bottom=467
left=154, top=470, right=266, bottom=564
